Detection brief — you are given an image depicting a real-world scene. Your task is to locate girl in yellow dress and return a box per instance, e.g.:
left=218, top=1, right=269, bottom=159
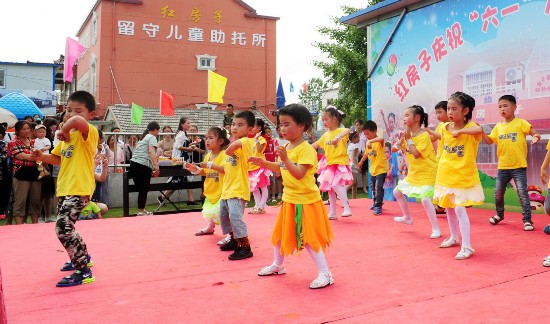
left=433, top=92, right=485, bottom=260
left=249, top=104, right=335, bottom=289
left=185, top=127, right=229, bottom=239
left=392, top=105, right=441, bottom=239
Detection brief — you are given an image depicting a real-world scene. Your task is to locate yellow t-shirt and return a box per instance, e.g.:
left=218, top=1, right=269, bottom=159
left=402, top=132, right=437, bottom=186
left=248, top=136, right=267, bottom=171
left=366, top=141, right=388, bottom=177
left=202, top=151, right=227, bottom=204
left=221, top=137, right=254, bottom=201
left=280, top=141, right=321, bottom=204
left=51, top=124, right=99, bottom=197
left=488, top=118, right=532, bottom=169
left=436, top=122, right=481, bottom=188
left=315, top=128, right=350, bottom=165
left=435, top=122, right=445, bottom=160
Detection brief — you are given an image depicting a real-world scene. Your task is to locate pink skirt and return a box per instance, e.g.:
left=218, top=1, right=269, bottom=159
left=317, top=157, right=353, bottom=192
left=249, top=167, right=272, bottom=192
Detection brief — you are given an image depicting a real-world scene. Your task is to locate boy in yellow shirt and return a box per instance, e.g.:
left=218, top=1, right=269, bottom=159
left=481, top=95, right=541, bottom=231
left=357, top=121, right=388, bottom=215
left=34, top=91, right=99, bottom=287
left=218, top=110, right=256, bottom=260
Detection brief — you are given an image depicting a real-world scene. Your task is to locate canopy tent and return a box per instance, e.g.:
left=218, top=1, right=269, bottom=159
left=0, top=92, right=43, bottom=120
left=0, top=108, right=18, bottom=127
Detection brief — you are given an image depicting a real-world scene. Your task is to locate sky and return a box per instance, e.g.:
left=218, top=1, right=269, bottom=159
left=0, top=0, right=367, bottom=102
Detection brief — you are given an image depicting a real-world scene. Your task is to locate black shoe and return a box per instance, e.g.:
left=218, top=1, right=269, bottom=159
left=187, top=201, right=198, bottom=206
left=228, top=246, right=253, bottom=260
left=220, top=238, right=238, bottom=251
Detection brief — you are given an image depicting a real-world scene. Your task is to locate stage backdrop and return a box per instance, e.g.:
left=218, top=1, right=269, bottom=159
left=367, top=0, right=550, bottom=209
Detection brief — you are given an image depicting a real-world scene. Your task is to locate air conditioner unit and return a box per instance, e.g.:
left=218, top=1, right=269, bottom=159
left=505, top=67, right=523, bottom=84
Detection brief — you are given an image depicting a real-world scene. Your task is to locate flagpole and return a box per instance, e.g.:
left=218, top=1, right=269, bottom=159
left=109, top=65, right=123, bottom=104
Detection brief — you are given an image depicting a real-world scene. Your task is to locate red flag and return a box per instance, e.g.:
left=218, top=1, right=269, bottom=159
left=159, top=90, right=174, bottom=116
left=302, top=82, right=307, bottom=93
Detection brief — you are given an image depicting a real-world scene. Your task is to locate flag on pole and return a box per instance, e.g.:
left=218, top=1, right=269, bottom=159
left=63, top=37, right=86, bottom=82
left=131, top=103, right=144, bottom=125
left=302, top=82, right=308, bottom=94
left=276, top=77, right=286, bottom=109
left=290, top=82, right=294, bottom=93
left=160, top=90, right=174, bottom=116
left=208, top=70, right=228, bottom=103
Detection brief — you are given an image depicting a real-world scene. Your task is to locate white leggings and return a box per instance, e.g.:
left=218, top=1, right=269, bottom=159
left=446, top=206, right=471, bottom=248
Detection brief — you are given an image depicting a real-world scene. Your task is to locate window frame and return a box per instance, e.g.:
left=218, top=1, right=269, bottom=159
left=196, top=54, right=217, bottom=71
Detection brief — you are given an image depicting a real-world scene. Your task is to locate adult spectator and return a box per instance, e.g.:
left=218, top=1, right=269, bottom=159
left=0, top=125, right=9, bottom=220
left=223, top=103, right=235, bottom=127
left=8, top=121, right=41, bottom=224
left=157, top=126, right=174, bottom=157
left=188, top=125, right=206, bottom=163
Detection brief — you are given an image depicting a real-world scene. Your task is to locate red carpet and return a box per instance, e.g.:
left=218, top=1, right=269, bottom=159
left=1, top=199, right=550, bottom=323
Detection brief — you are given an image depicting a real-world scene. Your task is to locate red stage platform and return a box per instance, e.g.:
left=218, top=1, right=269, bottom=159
left=1, top=200, right=550, bottom=323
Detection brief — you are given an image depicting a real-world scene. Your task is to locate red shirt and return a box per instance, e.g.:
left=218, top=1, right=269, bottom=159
left=8, top=136, right=35, bottom=172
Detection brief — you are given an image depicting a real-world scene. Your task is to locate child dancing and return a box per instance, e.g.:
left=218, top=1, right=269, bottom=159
left=392, top=105, right=441, bottom=239
left=248, top=118, right=272, bottom=214
left=433, top=92, right=484, bottom=260
left=250, top=104, right=334, bottom=289
left=311, top=106, right=353, bottom=219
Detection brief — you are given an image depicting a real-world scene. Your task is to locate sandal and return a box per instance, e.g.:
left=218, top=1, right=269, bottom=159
left=439, top=236, right=460, bottom=248
left=543, top=256, right=550, bottom=267
left=195, top=228, right=215, bottom=236
left=248, top=207, right=260, bottom=214
left=523, top=222, right=534, bottom=231
left=455, top=247, right=475, bottom=260
left=489, top=215, right=503, bottom=225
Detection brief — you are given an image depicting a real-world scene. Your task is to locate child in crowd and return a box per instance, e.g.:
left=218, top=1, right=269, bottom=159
left=34, top=124, right=51, bottom=180
left=264, top=128, right=278, bottom=204
left=78, top=201, right=103, bottom=220
left=481, top=95, right=541, bottom=231
left=311, top=106, right=353, bottom=219
left=392, top=105, right=441, bottom=239
left=248, top=118, right=272, bottom=214
left=540, top=141, right=550, bottom=267
left=426, top=101, right=450, bottom=214
left=358, top=121, right=388, bottom=216
left=433, top=91, right=484, bottom=260
left=271, top=125, right=288, bottom=203
left=250, top=104, right=334, bottom=289
left=383, top=142, right=397, bottom=201
left=347, top=131, right=360, bottom=199
left=185, top=127, right=229, bottom=238
left=33, top=90, right=99, bottom=287
left=218, top=110, right=256, bottom=260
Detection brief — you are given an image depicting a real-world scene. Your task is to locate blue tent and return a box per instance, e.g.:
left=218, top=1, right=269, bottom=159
left=276, top=77, right=286, bottom=109
left=0, top=92, right=43, bottom=120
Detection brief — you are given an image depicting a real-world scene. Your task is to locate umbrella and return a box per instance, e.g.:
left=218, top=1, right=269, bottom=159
left=0, top=107, right=18, bottom=127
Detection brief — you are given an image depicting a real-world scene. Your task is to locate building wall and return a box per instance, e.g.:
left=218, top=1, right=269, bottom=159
left=77, top=0, right=277, bottom=118
left=0, top=64, right=55, bottom=91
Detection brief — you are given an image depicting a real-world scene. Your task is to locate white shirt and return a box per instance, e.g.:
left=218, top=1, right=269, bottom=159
left=358, top=132, right=367, bottom=153
left=34, top=137, right=52, bottom=152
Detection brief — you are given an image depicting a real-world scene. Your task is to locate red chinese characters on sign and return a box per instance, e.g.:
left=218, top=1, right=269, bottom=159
left=535, top=75, right=550, bottom=93
left=481, top=5, right=499, bottom=33
left=431, top=36, right=448, bottom=63
left=395, top=78, right=409, bottom=103
left=545, top=0, right=550, bottom=15
left=406, top=65, right=420, bottom=87
left=417, top=49, right=431, bottom=72
left=446, top=22, right=464, bottom=51
left=501, top=4, right=519, bottom=17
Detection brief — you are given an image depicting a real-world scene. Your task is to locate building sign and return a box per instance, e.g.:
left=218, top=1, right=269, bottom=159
left=117, top=5, right=267, bottom=47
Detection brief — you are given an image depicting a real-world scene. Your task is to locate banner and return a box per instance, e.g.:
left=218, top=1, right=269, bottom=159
left=208, top=70, right=227, bottom=103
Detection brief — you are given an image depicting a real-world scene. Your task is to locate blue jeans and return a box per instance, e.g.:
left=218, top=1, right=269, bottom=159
left=219, top=198, right=248, bottom=239
left=370, top=173, right=386, bottom=208
left=495, top=168, right=531, bottom=222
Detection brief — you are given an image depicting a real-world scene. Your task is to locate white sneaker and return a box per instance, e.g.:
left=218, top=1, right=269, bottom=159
left=217, top=234, right=231, bottom=246
left=341, top=209, right=352, bottom=217
left=455, top=247, right=474, bottom=260
left=258, top=264, right=286, bottom=276
left=394, top=216, right=413, bottom=225
left=430, top=229, right=441, bottom=239
left=309, top=272, right=334, bottom=289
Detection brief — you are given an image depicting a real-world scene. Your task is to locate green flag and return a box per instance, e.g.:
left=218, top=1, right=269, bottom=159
left=131, top=102, right=144, bottom=125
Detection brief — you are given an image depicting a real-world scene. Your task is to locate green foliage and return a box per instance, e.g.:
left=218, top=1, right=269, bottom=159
left=313, top=1, right=384, bottom=126
left=298, top=77, right=327, bottom=114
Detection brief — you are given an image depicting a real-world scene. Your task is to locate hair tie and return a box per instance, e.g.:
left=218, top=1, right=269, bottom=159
left=337, top=109, right=345, bottom=116
left=326, top=105, right=337, bottom=110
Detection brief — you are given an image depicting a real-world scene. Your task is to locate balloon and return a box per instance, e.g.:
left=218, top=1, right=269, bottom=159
left=389, top=54, right=398, bottom=66
left=377, top=66, right=384, bottom=75
left=387, top=63, right=395, bottom=76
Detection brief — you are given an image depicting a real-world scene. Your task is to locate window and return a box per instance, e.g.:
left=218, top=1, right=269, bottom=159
left=92, top=12, right=98, bottom=45
left=80, top=26, right=91, bottom=48
left=0, top=69, right=5, bottom=88
left=464, top=70, right=494, bottom=98
left=90, top=54, right=97, bottom=95
left=196, top=54, right=217, bottom=71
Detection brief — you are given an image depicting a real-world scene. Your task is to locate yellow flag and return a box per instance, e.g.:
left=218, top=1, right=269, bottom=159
left=208, top=70, right=227, bottom=103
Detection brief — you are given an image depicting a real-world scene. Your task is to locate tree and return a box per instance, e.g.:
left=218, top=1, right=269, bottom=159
left=298, top=77, right=327, bottom=115
left=314, top=2, right=383, bottom=126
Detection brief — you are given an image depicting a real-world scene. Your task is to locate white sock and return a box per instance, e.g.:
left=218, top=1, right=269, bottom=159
left=273, top=241, right=285, bottom=267
left=260, top=186, right=269, bottom=208
left=393, top=187, right=411, bottom=219
left=455, top=206, right=471, bottom=248
left=333, top=186, right=350, bottom=211
left=421, top=197, right=440, bottom=232
left=446, top=207, right=460, bottom=240
left=328, top=190, right=337, bottom=215
left=305, top=244, right=329, bottom=273
left=205, top=221, right=215, bottom=231
left=253, top=189, right=261, bottom=208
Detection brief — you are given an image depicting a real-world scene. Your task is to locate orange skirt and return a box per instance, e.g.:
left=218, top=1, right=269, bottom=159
left=271, top=200, right=334, bottom=256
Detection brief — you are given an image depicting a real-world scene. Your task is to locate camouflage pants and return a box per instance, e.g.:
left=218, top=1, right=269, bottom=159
left=55, top=196, right=90, bottom=270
